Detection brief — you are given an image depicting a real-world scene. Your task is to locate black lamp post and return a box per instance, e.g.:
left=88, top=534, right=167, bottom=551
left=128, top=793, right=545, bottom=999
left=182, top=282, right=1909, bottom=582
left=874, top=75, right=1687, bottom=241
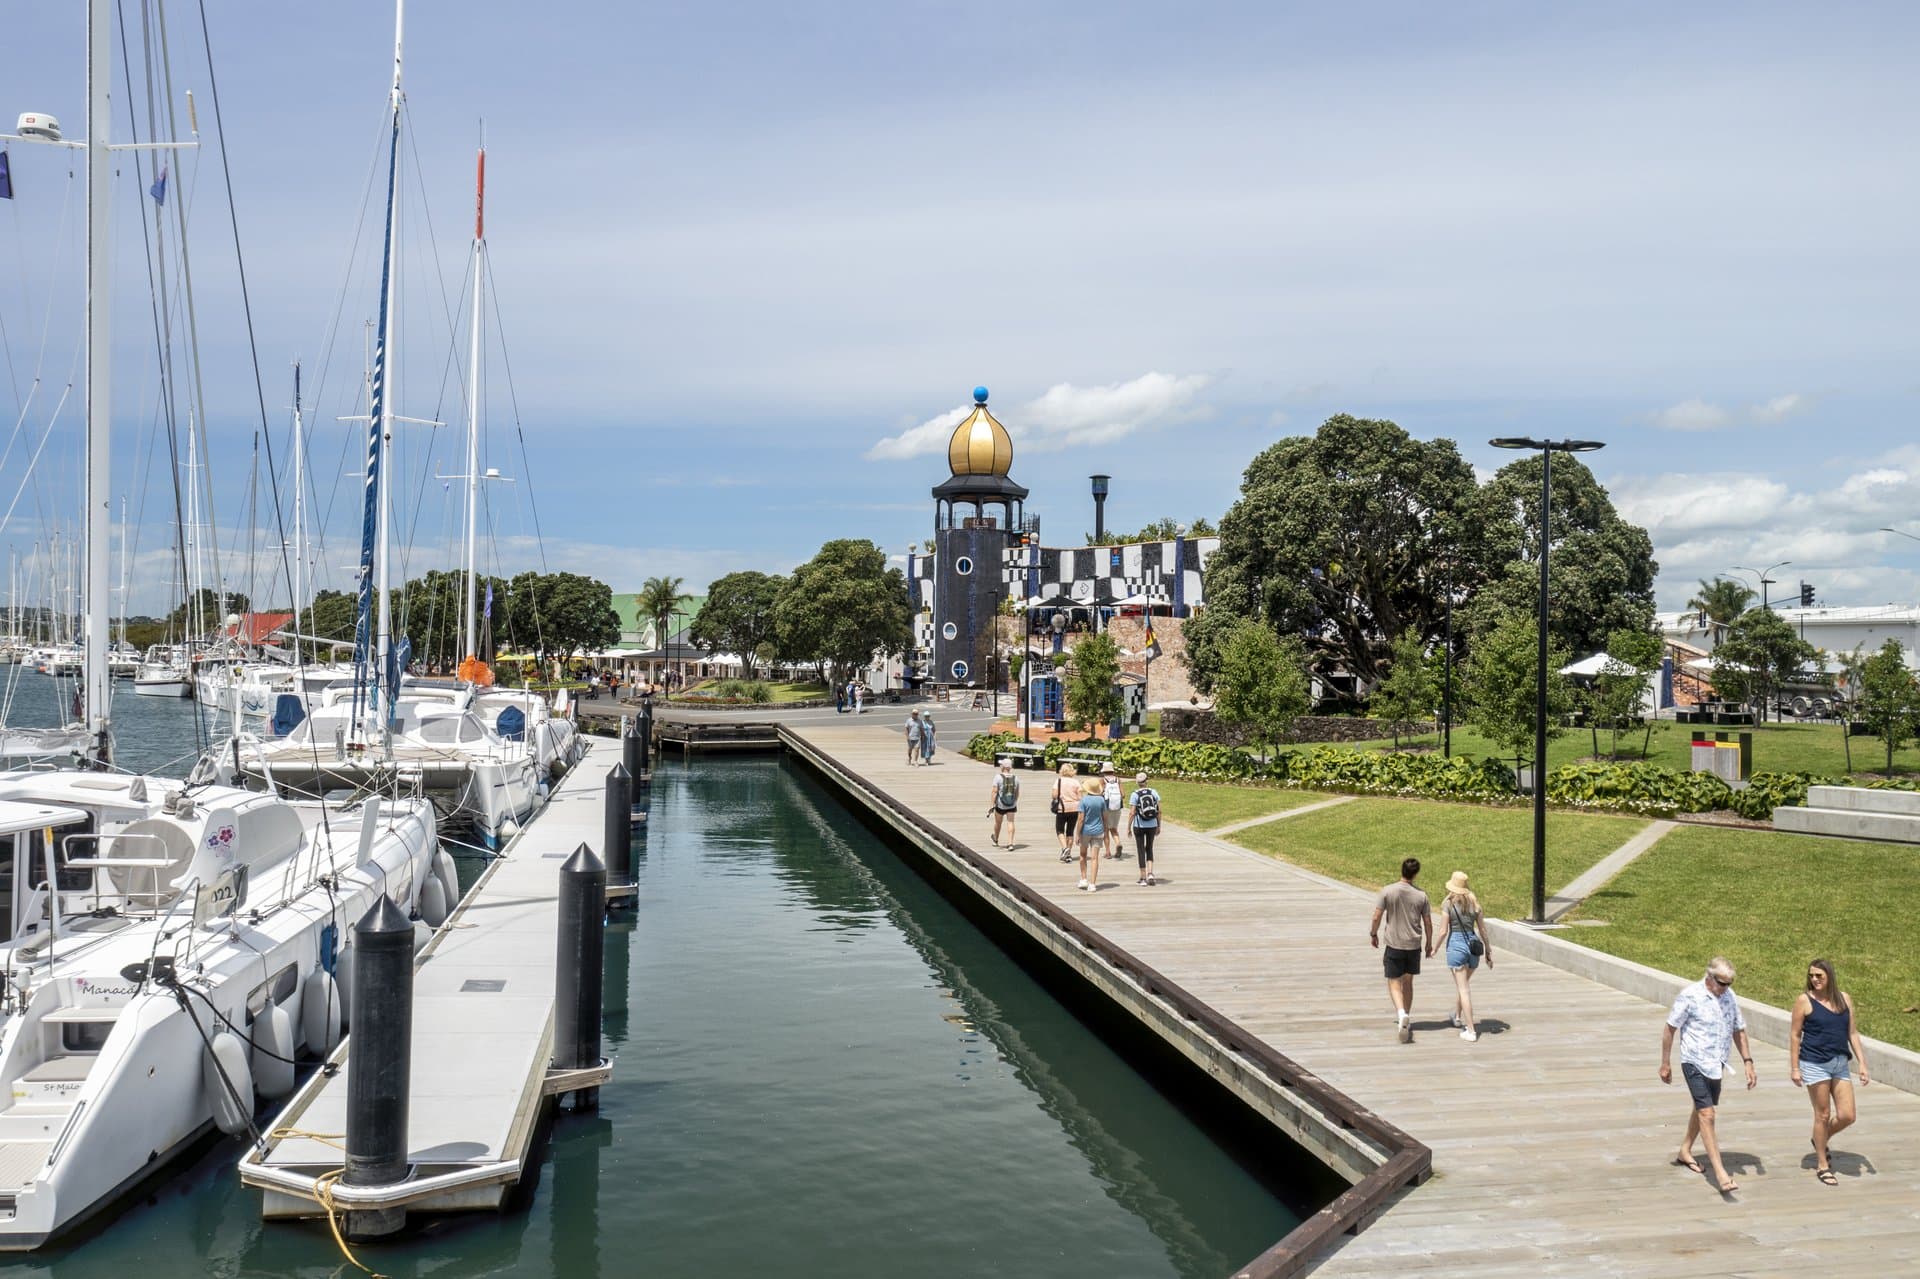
left=1022, top=596, right=1034, bottom=744
left=1050, top=611, right=1068, bottom=731
left=1490, top=435, right=1606, bottom=924
left=1090, top=475, right=1110, bottom=544
left=1442, top=558, right=1454, bottom=759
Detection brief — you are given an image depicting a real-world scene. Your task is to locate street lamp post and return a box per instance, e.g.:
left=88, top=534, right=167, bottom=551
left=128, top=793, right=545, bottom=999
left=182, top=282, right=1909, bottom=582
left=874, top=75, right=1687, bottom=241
left=1489, top=436, right=1606, bottom=924
left=1442, top=559, right=1454, bottom=759
left=1022, top=596, right=1034, bottom=745
left=1090, top=475, right=1110, bottom=544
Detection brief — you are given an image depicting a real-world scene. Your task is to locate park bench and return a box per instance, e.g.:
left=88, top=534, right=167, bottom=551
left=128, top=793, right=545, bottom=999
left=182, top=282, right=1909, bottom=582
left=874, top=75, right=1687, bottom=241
left=995, top=741, right=1047, bottom=769
left=1062, top=745, right=1114, bottom=773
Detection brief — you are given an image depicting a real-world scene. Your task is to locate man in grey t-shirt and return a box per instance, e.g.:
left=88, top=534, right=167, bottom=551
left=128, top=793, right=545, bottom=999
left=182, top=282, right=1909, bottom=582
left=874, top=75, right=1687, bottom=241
left=1370, top=858, right=1434, bottom=1044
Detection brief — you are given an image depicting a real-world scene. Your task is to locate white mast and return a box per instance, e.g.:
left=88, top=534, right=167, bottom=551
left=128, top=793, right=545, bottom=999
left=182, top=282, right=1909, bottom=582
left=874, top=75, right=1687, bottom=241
left=374, top=0, right=404, bottom=735
left=462, top=138, right=484, bottom=664
left=82, top=0, right=112, bottom=758
left=292, top=361, right=305, bottom=647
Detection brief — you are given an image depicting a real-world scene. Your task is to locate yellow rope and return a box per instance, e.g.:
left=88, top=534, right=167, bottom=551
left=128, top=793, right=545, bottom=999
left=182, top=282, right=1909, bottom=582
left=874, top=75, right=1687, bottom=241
left=264, top=1128, right=386, bottom=1279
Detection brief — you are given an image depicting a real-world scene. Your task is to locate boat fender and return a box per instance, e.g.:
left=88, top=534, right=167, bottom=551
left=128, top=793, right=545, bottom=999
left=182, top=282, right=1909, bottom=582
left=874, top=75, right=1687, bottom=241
left=412, top=920, right=434, bottom=955
left=497, top=816, right=520, bottom=841
left=418, top=874, right=449, bottom=929
left=252, top=1003, right=298, bottom=1100
left=203, top=1030, right=254, bottom=1137
left=334, top=943, right=356, bottom=1031
left=432, top=850, right=460, bottom=911
left=300, top=968, right=343, bottom=1056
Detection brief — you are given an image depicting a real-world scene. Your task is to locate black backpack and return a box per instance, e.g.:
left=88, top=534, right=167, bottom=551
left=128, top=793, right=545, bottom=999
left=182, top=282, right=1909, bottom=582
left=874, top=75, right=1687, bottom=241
left=1133, top=788, right=1159, bottom=822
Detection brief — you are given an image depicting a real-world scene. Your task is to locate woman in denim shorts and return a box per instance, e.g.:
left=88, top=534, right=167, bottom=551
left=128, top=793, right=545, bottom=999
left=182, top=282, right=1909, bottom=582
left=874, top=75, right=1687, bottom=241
left=1790, top=958, right=1871, bottom=1186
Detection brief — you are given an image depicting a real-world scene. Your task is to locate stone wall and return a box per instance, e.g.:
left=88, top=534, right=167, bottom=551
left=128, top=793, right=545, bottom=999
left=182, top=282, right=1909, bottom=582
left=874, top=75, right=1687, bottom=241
left=995, top=613, right=1201, bottom=706
left=1161, top=707, right=1410, bottom=746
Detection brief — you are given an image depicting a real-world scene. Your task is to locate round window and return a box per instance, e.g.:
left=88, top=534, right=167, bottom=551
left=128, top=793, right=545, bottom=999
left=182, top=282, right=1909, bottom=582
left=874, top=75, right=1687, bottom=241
left=955, top=556, right=973, bottom=576
left=941, top=622, right=958, bottom=640
left=950, top=660, right=969, bottom=680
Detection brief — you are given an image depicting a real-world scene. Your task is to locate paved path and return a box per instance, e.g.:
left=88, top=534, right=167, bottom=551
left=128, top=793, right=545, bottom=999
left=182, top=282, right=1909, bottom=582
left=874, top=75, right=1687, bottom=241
left=788, top=723, right=1920, bottom=1277
left=1544, top=819, right=1677, bottom=922
left=1202, top=794, right=1355, bottom=837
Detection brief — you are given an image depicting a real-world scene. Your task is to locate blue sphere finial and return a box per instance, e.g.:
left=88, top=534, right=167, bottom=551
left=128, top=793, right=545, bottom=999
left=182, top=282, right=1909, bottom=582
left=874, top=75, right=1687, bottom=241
left=973, top=385, right=989, bottom=405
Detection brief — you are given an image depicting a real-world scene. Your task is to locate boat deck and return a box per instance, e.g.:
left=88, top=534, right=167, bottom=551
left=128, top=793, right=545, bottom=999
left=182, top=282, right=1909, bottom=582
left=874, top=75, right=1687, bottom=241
left=784, top=723, right=1920, bottom=1277
left=240, top=739, right=613, bottom=1219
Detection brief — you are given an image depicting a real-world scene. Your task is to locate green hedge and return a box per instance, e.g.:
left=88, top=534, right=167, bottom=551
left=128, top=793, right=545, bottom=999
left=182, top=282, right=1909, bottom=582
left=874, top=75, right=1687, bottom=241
left=960, top=733, right=1919, bottom=820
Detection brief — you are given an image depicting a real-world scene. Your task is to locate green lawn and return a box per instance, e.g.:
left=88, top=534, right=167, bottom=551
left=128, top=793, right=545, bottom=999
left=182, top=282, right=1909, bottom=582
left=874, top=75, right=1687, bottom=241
left=1564, top=825, right=1920, bottom=1052
left=1228, top=796, right=1648, bottom=920
left=1145, top=780, right=1330, bottom=831
left=1346, top=719, right=1920, bottom=778
left=767, top=682, right=831, bottom=703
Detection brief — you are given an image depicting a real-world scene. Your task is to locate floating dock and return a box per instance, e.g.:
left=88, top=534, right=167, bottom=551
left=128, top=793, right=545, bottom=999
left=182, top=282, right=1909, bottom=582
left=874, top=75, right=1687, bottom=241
left=239, top=739, right=618, bottom=1221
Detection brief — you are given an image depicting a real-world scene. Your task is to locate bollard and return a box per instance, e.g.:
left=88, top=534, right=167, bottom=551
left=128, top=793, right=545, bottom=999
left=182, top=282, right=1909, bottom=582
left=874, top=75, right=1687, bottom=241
left=555, top=843, right=607, bottom=1109
left=621, top=720, right=643, bottom=785
left=637, top=704, right=653, bottom=774
left=603, top=764, right=633, bottom=900
left=344, top=895, right=415, bottom=1239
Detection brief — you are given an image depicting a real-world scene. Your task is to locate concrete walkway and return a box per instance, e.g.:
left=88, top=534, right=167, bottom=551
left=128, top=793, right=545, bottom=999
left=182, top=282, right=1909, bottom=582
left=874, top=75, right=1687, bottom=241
left=1203, top=793, right=1355, bottom=837
left=1544, top=818, right=1677, bottom=922
left=787, top=723, right=1920, bottom=1277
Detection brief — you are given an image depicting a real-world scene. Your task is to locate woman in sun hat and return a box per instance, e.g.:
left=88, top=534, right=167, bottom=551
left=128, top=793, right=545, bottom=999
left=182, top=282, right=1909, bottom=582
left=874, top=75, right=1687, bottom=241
left=1438, top=870, right=1492, bottom=1041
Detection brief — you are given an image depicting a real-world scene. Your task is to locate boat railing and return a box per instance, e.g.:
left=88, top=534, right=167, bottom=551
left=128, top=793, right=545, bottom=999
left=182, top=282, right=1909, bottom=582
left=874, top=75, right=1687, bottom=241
left=61, top=832, right=176, bottom=914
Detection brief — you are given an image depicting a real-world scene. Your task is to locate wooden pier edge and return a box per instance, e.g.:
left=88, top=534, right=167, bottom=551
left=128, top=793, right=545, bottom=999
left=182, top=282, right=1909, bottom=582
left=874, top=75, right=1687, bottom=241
left=779, top=727, right=1432, bottom=1279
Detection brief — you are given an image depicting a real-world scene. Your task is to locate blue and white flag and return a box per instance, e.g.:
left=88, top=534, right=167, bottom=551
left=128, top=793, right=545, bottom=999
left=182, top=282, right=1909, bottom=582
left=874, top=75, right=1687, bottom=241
left=149, top=164, right=166, bottom=206
left=0, top=152, right=12, bottom=201
left=484, top=582, right=493, bottom=619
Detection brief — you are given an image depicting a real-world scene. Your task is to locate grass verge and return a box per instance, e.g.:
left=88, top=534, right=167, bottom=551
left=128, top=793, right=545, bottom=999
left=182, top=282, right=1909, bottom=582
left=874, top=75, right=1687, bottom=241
left=1345, top=720, right=1920, bottom=779
left=1228, top=796, right=1647, bottom=921
left=1564, top=825, right=1920, bottom=1052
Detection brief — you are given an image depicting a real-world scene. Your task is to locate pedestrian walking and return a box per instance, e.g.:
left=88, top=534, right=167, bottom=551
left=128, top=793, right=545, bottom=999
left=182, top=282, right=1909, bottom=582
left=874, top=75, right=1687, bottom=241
left=1051, top=764, right=1082, bottom=863
left=1791, top=958, right=1871, bottom=1187
left=1661, top=956, right=1756, bottom=1194
left=904, top=710, right=923, bottom=766
left=1075, top=772, right=1107, bottom=891
left=989, top=761, right=1020, bottom=848
left=1125, top=771, right=1160, bottom=885
left=1370, top=857, right=1433, bottom=1044
left=1439, top=871, right=1492, bottom=1041
left=1099, top=765, right=1124, bottom=858
left=854, top=681, right=866, bottom=714
left=836, top=683, right=847, bottom=713
left=921, top=710, right=937, bottom=763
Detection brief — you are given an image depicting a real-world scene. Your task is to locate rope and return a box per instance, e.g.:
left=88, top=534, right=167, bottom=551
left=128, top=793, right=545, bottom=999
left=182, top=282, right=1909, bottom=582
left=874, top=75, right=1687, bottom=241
left=261, top=1129, right=388, bottom=1279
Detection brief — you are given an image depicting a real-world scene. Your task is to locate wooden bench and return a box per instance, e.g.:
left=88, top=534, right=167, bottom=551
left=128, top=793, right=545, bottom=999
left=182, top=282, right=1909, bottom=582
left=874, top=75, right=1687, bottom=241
left=1062, top=745, right=1113, bottom=774
left=995, top=741, right=1047, bottom=769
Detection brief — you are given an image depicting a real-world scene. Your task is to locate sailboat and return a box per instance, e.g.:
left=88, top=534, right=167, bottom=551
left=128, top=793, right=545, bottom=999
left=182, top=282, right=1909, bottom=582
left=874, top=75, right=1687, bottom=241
left=0, top=0, right=440, bottom=1246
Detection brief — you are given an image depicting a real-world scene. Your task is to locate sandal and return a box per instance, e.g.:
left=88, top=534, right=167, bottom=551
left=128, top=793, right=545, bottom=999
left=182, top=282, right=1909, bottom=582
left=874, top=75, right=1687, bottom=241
left=1671, top=1156, right=1703, bottom=1174
left=1816, top=1168, right=1838, bottom=1186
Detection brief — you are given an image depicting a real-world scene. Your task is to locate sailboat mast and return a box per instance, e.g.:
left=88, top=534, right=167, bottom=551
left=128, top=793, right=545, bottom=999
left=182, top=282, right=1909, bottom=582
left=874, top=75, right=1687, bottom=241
left=359, top=0, right=404, bottom=737
left=292, top=362, right=305, bottom=647
left=463, top=140, right=484, bottom=663
left=82, top=0, right=113, bottom=760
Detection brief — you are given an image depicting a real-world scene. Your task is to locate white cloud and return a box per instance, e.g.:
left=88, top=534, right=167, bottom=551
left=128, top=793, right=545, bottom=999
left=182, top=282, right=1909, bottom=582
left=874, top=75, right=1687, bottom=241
left=1750, top=392, right=1809, bottom=423
left=1648, top=398, right=1732, bottom=431
left=866, top=372, right=1210, bottom=460
left=865, top=405, right=972, bottom=461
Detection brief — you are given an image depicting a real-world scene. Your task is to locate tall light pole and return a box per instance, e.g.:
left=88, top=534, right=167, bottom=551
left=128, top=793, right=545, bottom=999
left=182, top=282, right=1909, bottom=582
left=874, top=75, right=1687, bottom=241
left=1490, top=436, right=1606, bottom=924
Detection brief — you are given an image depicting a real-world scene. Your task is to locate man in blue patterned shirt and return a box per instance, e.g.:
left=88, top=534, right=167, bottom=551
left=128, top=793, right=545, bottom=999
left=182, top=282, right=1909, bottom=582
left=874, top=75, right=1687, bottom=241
left=1659, top=956, right=1757, bottom=1193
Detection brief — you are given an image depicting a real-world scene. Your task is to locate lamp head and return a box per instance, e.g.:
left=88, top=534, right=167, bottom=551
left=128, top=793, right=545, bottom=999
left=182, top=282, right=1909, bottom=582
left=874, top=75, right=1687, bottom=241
left=1090, top=474, right=1110, bottom=498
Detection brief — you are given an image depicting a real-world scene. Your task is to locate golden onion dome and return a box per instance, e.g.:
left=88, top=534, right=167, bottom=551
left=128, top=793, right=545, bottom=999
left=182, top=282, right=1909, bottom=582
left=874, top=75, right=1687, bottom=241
left=946, top=387, right=1014, bottom=477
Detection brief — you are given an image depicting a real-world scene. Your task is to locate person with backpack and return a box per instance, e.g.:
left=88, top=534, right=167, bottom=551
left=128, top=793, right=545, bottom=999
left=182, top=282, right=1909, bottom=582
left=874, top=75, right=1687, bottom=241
left=988, top=761, right=1020, bottom=848
left=1098, top=764, right=1125, bottom=859
left=1125, top=771, right=1162, bottom=885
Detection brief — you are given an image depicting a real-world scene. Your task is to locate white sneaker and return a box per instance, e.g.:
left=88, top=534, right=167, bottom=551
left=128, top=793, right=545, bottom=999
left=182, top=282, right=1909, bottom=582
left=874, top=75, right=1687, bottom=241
left=1460, top=1028, right=1478, bottom=1042
left=1085, top=882, right=1097, bottom=892
left=1451, top=1013, right=1464, bottom=1029
left=1396, top=1010, right=1410, bottom=1029
left=1077, top=878, right=1088, bottom=889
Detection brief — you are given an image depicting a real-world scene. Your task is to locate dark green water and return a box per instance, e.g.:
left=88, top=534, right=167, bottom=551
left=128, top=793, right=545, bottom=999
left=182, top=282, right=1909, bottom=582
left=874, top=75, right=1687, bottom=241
left=18, top=757, right=1309, bottom=1277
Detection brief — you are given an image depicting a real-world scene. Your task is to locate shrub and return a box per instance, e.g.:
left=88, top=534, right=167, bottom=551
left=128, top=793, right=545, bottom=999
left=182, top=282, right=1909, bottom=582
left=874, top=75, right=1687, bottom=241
left=709, top=678, right=773, bottom=703
left=1545, top=760, right=1732, bottom=816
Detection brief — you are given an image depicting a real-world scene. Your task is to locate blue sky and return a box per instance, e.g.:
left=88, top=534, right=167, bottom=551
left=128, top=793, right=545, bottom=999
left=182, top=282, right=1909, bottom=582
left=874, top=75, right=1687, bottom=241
left=1, top=1, right=1917, bottom=613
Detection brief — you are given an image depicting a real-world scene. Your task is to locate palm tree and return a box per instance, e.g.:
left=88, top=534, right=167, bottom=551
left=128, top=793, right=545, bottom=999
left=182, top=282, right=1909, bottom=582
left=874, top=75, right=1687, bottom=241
left=638, top=575, right=694, bottom=674
left=1685, top=577, right=1755, bottom=643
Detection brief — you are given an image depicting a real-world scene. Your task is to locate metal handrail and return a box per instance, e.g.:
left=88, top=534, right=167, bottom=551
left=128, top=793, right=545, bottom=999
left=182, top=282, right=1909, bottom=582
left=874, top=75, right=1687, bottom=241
left=60, top=831, right=172, bottom=913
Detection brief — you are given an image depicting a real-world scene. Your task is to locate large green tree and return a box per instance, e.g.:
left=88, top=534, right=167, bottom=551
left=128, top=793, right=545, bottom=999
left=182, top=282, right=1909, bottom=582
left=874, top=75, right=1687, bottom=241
left=1710, top=607, right=1816, bottom=721
left=689, top=571, right=786, bottom=678
left=508, top=571, right=621, bottom=660
left=1855, top=639, right=1920, bottom=773
left=1213, top=624, right=1312, bottom=762
left=1467, top=453, right=1658, bottom=658
left=1203, top=414, right=1486, bottom=702
left=1064, top=631, right=1123, bottom=740
left=1464, top=608, right=1571, bottom=778
left=773, top=539, right=912, bottom=684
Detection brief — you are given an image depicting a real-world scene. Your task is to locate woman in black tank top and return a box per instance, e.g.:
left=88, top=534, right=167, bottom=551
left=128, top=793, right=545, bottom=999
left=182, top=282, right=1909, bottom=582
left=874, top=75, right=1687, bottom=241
left=1790, top=958, right=1872, bottom=1185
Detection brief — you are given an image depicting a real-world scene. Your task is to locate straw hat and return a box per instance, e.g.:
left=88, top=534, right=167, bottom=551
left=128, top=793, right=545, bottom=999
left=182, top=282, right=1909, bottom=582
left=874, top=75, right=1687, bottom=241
left=1445, top=871, right=1471, bottom=895
left=1100, top=763, right=1118, bottom=775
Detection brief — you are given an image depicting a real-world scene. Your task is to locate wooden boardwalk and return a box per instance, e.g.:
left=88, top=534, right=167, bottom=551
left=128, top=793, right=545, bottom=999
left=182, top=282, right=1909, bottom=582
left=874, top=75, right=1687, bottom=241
left=788, top=723, right=1920, bottom=1276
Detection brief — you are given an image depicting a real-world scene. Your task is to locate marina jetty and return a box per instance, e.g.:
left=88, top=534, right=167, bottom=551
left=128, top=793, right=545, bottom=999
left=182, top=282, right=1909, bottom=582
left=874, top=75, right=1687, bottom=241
left=781, top=720, right=1920, bottom=1276
left=240, top=737, right=633, bottom=1235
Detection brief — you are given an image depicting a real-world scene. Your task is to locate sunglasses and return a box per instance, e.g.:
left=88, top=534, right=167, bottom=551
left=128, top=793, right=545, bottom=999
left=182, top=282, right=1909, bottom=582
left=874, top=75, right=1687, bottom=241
left=1709, top=974, right=1735, bottom=988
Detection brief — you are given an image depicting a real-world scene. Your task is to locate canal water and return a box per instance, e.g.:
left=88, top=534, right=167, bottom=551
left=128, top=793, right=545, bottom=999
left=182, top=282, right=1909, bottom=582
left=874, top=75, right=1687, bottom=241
left=13, top=747, right=1314, bottom=1277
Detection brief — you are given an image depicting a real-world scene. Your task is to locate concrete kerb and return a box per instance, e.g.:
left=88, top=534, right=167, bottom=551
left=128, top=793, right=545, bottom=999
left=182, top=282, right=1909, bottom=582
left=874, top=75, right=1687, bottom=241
left=1193, top=823, right=1920, bottom=1096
